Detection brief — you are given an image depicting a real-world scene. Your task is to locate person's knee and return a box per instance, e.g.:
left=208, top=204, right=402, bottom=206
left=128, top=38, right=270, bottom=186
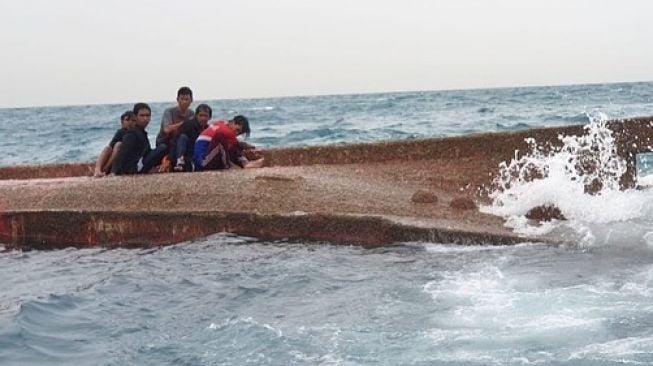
left=177, top=134, right=189, bottom=143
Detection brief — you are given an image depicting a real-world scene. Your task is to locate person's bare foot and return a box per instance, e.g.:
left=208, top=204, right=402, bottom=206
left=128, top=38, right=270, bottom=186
left=244, top=157, right=265, bottom=168
left=93, top=170, right=106, bottom=178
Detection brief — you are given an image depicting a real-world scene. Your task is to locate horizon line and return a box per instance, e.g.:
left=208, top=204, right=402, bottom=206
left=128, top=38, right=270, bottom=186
left=2, top=79, right=651, bottom=110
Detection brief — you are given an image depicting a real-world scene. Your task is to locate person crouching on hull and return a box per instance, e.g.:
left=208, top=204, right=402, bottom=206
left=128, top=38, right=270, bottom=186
left=93, top=111, right=135, bottom=177
left=193, top=115, right=264, bottom=171
left=172, top=103, right=212, bottom=172
left=111, top=103, right=167, bottom=175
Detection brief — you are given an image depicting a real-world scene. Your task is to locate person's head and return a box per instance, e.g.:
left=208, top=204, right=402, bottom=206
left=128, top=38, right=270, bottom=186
left=228, top=115, right=250, bottom=137
left=132, top=103, right=151, bottom=129
left=120, top=111, right=136, bottom=129
left=195, top=104, right=212, bottom=125
left=176, top=86, right=193, bottom=111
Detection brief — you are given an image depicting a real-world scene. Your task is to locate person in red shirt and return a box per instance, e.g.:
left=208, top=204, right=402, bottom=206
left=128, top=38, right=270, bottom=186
left=193, top=115, right=264, bottom=171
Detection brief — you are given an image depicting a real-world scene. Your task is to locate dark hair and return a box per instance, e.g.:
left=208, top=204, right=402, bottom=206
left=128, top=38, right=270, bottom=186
left=133, top=103, right=151, bottom=115
left=177, top=86, right=193, bottom=99
left=120, top=111, right=135, bottom=121
left=195, top=104, right=212, bottom=118
left=232, top=115, right=250, bottom=137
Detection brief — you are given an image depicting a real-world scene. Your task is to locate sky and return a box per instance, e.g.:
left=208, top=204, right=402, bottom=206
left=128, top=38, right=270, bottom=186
left=1, top=0, right=653, bottom=108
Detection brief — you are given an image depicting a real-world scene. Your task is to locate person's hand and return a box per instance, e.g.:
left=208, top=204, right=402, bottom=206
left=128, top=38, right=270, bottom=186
left=244, top=149, right=264, bottom=161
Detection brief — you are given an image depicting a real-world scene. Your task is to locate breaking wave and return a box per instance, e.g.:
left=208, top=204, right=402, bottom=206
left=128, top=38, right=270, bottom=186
left=483, top=111, right=653, bottom=247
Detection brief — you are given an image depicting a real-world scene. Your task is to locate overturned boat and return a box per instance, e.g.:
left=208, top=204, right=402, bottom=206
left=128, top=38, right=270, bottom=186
left=1, top=117, right=652, bottom=250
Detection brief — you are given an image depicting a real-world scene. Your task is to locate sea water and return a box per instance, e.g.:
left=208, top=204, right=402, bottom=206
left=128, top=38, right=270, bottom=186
left=1, top=82, right=653, bottom=365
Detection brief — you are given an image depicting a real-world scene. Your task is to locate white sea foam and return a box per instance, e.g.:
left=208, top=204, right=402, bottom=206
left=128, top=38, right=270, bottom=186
left=644, top=232, right=653, bottom=248
left=419, top=243, right=524, bottom=253
left=569, top=336, right=653, bottom=364
left=423, top=265, right=515, bottom=329
left=637, top=174, right=653, bottom=186
left=207, top=316, right=282, bottom=337
left=482, top=110, right=653, bottom=244
left=246, top=106, right=276, bottom=111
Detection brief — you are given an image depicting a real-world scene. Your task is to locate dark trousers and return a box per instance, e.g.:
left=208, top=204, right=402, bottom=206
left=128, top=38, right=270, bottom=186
left=140, top=144, right=168, bottom=173
left=174, top=134, right=194, bottom=171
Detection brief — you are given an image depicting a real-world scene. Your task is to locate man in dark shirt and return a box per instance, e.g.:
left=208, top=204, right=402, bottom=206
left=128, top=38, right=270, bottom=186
left=173, top=104, right=212, bottom=172
left=111, top=103, right=167, bottom=175
left=93, top=111, right=135, bottom=177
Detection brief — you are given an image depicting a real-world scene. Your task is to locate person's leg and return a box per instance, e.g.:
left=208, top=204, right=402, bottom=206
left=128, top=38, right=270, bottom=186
left=102, top=142, right=122, bottom=174
left=202, top=144, right=227, bottom=170
left=94, top=146, right=112, bottom=177
left=167, top=144, right=176, bottom=168
left=140, top=144, right=168, bottom=173
left=165, top=134, right=179, bottom=169
left=174, top=134, right=189, bottom=171
left=193, top=140, right=209, bottom=171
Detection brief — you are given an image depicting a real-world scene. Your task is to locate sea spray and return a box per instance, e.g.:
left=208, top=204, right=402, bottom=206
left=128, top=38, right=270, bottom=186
left=482, top=111, right=650, bottom=243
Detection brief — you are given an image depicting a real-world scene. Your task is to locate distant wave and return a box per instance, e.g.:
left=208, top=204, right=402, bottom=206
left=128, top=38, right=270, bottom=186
left=543, top=113, right=591, bottom=123
left=244, top=106, right=277, bottom=112
left=495, top=122, right=532, bottom=131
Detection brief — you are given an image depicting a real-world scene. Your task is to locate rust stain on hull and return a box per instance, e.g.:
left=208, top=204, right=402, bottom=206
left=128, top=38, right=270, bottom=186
left=0, top=211, right=532, bottom=250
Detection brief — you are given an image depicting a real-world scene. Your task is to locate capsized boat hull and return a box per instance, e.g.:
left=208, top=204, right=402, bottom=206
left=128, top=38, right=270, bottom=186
left=1, top=117, right=651, bottom=250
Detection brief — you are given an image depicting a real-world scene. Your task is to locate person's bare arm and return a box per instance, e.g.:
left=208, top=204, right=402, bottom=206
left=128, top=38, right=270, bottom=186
left=163, top=121, right=184, bottom=135
left=160, top=109, right=184, bottom=137
left=94, top=146, right=112, bottom=177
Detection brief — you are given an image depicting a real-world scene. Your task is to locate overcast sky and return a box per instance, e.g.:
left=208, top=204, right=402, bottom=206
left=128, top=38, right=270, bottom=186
left=1, top=0, right=652, bottom=108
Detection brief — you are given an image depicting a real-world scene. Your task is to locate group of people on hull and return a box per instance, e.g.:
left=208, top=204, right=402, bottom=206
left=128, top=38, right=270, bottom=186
left=94, top=86, right=264, bottom=177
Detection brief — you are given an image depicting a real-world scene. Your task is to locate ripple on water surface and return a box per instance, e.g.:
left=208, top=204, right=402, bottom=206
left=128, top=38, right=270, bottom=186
left=1, top=235, right=653, bottom=365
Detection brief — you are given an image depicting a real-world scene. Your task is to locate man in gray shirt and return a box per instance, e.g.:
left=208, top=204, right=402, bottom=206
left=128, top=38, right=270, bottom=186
left=155, top=86, right=195, bottom=169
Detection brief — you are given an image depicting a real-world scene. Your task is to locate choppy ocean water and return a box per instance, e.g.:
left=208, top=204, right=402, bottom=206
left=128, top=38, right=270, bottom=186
left=1, top=82, right=652, bottom=166
left=2, top=82, right=653, bottom=365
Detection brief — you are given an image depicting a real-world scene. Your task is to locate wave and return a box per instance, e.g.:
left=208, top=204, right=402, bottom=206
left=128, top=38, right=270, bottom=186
left=495, top=122, right=532, bottom=131
left=4, top=82, right=653, bottom=166
left=243, top=106, right=277, bottom=112
left=483, top=110, right=653, bottom=247
left=543, top=113, right=591, bottom=124
left=0, top=294, right=101, bottom=364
